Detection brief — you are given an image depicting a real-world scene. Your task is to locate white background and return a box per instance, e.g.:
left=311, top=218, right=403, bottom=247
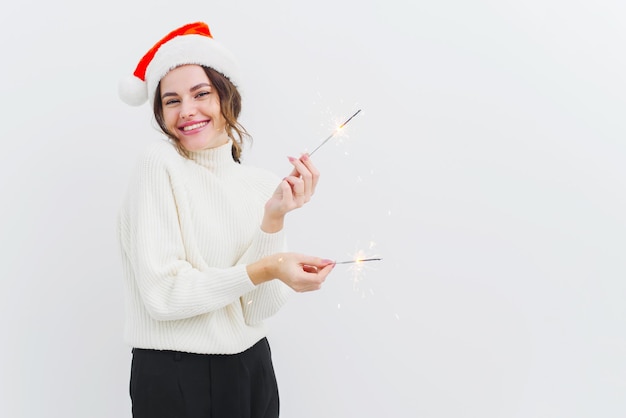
left=1, top=1, right=625, bottom=417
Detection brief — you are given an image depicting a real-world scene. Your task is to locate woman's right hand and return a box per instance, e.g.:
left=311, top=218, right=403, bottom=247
left=247, top=253, right=335, bottom=292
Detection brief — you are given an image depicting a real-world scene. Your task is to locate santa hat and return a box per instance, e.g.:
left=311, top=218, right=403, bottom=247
left=118, top=22, right=240, bottom=106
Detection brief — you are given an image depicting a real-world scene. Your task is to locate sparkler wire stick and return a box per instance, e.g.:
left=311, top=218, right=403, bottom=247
left=309, top=109, right=362, bottom=156
left=334, top=257, right=382, bottom=265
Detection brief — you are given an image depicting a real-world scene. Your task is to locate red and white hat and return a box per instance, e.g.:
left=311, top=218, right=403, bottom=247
left=118, top=22, right=240, bottom=106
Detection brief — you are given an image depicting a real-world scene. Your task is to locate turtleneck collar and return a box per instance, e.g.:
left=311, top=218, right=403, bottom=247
left=186, top=140, right=237, bottom=172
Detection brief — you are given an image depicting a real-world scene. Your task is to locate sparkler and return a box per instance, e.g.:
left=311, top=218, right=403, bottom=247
left=333, top=257, right=382, bottom=265
left=334, top=243, right=382, bottom=297
left=309, top=109, right=362, bottom=156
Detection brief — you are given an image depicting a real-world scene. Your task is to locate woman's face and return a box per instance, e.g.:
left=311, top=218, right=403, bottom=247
left=159, top=64, right=229, bottom=152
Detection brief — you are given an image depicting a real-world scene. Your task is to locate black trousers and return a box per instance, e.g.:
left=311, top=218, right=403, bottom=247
left=130, top=338, right=279, bottom=418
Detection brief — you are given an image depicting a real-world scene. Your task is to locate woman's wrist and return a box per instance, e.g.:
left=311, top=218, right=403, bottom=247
left=247, top=255, right=280, bottom=285
left=261, top=213, right=284, bottom=233
left=247, top=258, right=268, bottom=285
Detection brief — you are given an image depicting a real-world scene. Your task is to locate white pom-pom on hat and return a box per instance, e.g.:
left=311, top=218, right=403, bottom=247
left=118, top=75, right=148, bottom=106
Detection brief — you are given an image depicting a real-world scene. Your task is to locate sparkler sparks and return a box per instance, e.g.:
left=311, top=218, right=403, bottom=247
left=309, top=109, right=362, bottom=156
left=335, top=243, right=382, bottom=297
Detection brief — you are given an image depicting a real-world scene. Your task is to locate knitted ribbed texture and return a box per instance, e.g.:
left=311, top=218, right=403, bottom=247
left=118, top=140, right=292, bottom=354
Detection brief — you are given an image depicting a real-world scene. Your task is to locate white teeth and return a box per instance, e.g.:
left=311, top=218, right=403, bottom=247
left=182, top=121, right=208, bottom=131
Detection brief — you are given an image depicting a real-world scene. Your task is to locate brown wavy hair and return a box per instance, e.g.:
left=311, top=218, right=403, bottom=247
left=153, top=66, right=250, bottom=163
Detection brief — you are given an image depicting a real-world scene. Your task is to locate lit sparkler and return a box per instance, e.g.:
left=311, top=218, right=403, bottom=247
left=309, top=109, right=362, bottom=156
left=336, top=244, right=382, bottom=297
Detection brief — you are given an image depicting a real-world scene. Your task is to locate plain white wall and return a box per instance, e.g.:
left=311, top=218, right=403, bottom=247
left=1, top=1, right=625, bottom=417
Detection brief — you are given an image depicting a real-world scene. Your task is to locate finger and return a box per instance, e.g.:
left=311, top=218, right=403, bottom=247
left=299, top=153, right=320, bottom=194
left=288, top=156, right=313, bottom=201
left=286, top=164, right=299, bottom=178
left=299, top=256, right=335, bottom=268
left=319, top=263, right=335, bottom=276
left=300, top=273, right=325, bottom=292
left=284, top=176, right=305, bottom=206
left=286, top=156, right=301, bottom=177
left=278, top=178, right=294, bottom=202
left=302, top=264, right=319, bottom=273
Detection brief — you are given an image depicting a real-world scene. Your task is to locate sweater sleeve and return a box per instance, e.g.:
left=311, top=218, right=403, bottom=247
left=119, top=147, right=256, bottom=321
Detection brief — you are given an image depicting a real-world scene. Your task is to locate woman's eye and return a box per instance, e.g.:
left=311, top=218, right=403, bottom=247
left=196, top=91, right=210, bottom=98
left=164, top=99, right=180, bottom=106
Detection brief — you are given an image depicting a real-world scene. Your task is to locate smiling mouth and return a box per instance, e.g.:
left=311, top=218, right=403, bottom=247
left=181, top=121, right=209, bottom=132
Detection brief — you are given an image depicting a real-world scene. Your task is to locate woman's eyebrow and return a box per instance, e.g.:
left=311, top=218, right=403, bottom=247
left=161, top=83, right=211, bottom=99
left=190, top=83, right=211, bottom=92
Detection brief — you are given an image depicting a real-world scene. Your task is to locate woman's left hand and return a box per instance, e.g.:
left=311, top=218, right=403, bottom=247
left=262, top=154, right=320, bottom=232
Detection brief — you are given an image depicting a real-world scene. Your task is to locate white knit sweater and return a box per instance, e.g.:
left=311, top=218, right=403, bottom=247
left=117, top=139, right=292, bottom=354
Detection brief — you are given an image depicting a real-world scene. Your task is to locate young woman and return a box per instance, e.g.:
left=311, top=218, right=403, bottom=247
left=117, top=22, right=335, bottom=418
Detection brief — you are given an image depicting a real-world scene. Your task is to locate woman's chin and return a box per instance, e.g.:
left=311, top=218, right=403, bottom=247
left=180, top=135, right=229, bottom=152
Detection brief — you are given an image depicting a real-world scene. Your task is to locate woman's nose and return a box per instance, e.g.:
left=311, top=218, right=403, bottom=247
left=179, top=101, right=196, bottom=119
